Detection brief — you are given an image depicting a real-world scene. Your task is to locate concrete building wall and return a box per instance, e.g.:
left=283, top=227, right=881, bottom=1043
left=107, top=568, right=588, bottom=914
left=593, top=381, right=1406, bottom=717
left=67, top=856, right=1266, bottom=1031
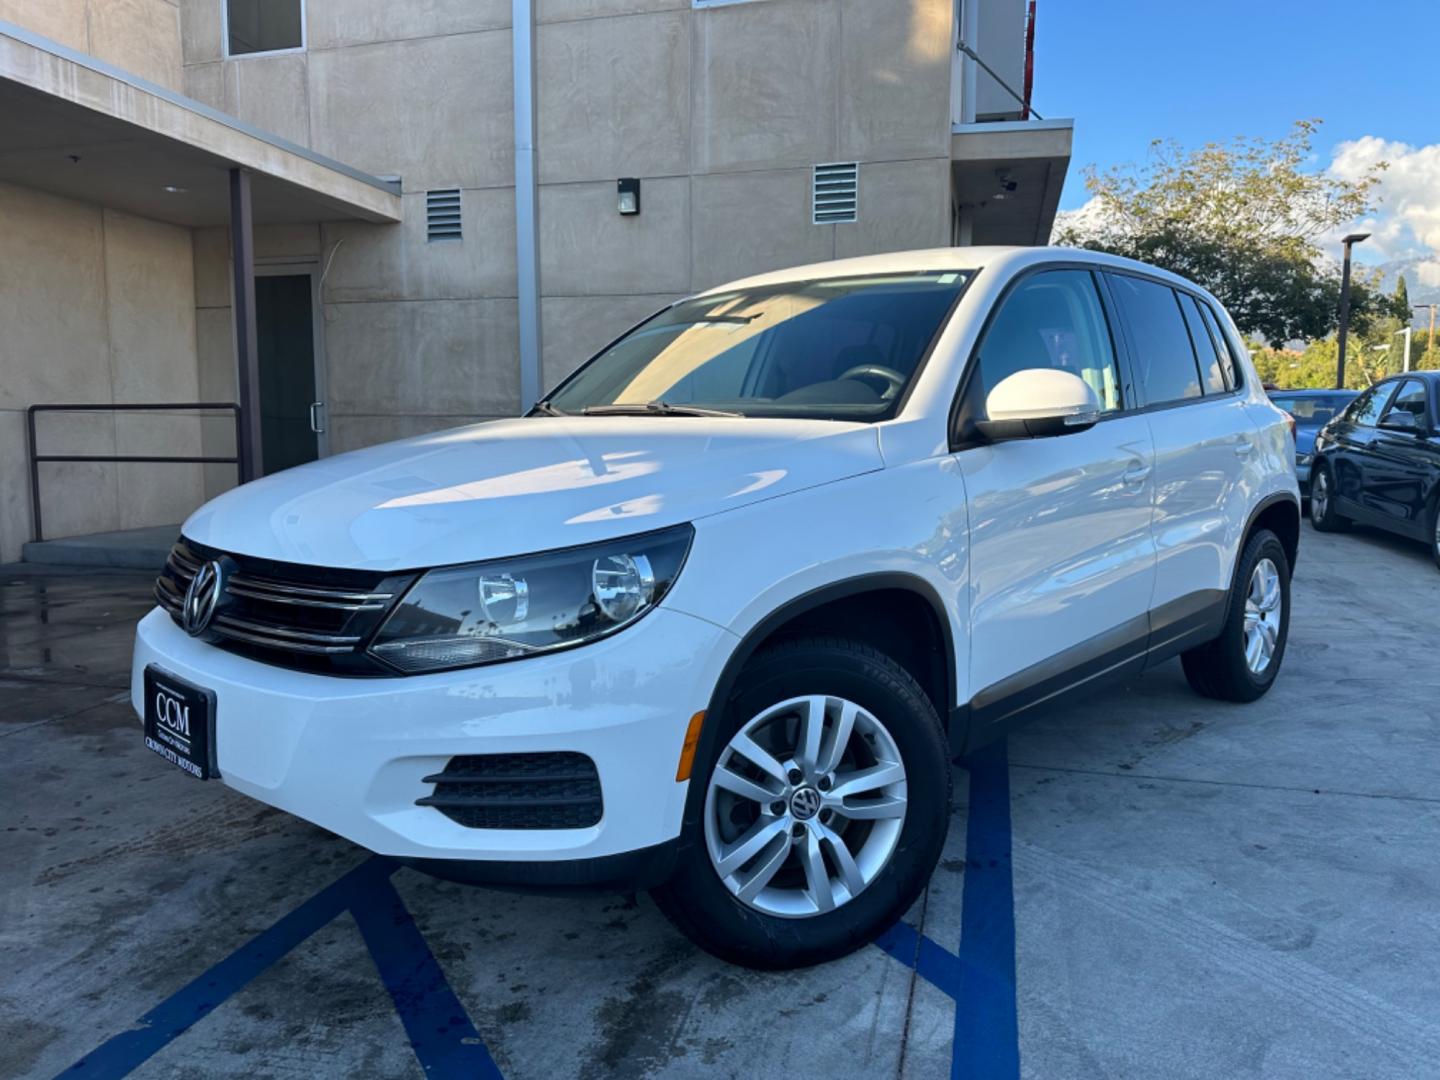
left=176, top=0, right=956, bottom=460
left=0, top=180, right=201, bottom=562
left=0, top=0, right=184, bottom=90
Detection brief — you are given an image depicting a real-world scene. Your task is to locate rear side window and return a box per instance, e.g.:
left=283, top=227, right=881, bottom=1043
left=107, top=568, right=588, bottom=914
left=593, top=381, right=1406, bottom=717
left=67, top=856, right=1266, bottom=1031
left=1196, top=301, right=1240, bottom=390
left=1108, top=274, right=1203, bottom=405
left=974, top=269, right=1124, bottom=412
left=1176, top=293, right=1227, bottom=394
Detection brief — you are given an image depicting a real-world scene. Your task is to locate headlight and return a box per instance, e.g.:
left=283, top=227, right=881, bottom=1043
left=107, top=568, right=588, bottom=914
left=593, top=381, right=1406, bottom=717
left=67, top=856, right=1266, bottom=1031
left=369, top=524, right=693, bottom=673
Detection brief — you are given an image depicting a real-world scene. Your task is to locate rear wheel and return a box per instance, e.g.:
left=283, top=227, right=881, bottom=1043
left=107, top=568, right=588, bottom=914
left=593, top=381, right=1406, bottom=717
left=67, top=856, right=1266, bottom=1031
left=1309, top=464, right=1350, bottom=532
left=651, top=636, right=950, bottom=969
left=1181, top=528, right=1290, bottom=702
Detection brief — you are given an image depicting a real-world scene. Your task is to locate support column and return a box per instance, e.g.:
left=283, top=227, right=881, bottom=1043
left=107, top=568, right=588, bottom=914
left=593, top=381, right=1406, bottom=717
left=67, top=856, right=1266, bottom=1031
left=229, top=167, right=262, bottom=481
left=513, top=0, right=543, bottom=412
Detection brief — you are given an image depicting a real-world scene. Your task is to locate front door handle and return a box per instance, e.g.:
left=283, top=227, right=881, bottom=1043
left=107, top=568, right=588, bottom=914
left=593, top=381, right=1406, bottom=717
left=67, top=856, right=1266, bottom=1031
left=309, top=401, right=325, bottom=434
left=1234, top=439, right=1254, bottom=457
left=1123, top=462, right=1152, bottom=485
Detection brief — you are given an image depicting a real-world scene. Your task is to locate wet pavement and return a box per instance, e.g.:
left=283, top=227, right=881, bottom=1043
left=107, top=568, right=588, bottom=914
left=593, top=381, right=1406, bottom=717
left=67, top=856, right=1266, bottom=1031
left=3, top=523, right=1439, bottom=1079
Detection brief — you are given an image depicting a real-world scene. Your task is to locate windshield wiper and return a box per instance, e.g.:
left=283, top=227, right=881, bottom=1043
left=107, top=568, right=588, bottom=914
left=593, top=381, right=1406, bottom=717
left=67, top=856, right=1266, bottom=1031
left=581, top=401, right=743, bottom=418
left=530, top=399, right=568, bottom=416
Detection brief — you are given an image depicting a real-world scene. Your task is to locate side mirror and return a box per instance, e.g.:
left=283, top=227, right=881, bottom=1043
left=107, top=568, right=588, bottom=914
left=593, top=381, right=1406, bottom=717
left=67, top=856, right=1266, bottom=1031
left=1379, top=411, right=1418, bottom=432
left=975, top=368, right=1102, bottom=442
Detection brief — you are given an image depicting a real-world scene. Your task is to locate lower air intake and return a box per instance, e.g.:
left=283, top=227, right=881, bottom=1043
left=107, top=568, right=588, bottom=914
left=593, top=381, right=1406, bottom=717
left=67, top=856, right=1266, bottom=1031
left=417, top=752, right=603, bottom=830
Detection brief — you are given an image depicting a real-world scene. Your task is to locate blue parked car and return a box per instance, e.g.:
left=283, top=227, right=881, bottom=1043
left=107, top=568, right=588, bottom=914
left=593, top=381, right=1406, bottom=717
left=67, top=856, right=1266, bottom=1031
left=1268, top=389, right=1360, bottom=503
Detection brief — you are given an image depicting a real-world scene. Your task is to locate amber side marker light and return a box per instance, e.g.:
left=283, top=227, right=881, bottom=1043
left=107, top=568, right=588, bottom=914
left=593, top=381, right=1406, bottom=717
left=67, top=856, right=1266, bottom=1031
left=675, top=711, right=706, bottom=781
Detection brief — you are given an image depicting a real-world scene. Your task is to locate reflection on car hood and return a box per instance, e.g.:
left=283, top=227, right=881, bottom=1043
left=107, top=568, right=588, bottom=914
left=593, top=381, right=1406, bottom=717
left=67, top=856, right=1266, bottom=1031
left=183, top=417, right=882, bottom=570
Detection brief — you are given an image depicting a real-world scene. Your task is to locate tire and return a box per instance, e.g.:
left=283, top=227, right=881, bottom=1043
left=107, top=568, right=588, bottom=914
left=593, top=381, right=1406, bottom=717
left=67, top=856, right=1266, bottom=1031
left=1181, top=528, right=1290, bottom=702
left=651, top=636, right=951, bottom=970
left=1429, top=497, right=1440, bottom=572
left=1309, top=463, right=1350, bottom=532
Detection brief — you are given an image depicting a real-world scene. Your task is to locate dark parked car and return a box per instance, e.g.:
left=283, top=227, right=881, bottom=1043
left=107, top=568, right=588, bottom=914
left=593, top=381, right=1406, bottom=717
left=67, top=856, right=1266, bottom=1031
left=1310, top=372, right=1440, bottom=569
left=1268, top=389, right=1359, bottom=501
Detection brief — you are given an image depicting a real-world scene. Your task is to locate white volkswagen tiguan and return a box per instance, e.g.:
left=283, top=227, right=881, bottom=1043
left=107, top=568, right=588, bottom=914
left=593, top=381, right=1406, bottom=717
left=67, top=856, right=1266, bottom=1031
left=134, top=247, right=1299, bottom=968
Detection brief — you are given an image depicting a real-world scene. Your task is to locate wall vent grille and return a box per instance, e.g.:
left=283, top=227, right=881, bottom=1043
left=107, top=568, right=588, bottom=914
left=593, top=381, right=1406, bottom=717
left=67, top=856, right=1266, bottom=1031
left=426, top=189, right=462, bottom=241
left=812, top=163, right=858, bottom=224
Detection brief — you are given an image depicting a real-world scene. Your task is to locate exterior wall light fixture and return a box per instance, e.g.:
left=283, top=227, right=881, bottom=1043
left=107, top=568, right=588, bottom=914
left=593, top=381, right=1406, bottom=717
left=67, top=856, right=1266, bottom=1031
left=617, top=177, right=641, bottom=216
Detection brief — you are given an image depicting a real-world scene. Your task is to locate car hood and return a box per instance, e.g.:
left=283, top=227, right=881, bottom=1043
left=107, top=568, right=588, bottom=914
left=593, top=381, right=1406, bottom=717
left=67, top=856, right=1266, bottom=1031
left=183, top=417, right=882, bottom=570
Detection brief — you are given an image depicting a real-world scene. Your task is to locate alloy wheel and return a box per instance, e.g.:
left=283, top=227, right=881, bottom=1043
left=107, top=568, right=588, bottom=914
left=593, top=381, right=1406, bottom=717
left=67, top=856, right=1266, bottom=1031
left=1243, top=557, right=1283, bottom=674
left=1312, top=470, right=1329, bottom=520
left=703, top=695, right=907, bottom=918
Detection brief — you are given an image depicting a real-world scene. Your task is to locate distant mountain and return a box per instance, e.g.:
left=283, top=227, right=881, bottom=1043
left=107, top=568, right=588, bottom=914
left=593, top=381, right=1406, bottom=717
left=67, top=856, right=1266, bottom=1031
left=1368, top=257, right=1440, bottom=327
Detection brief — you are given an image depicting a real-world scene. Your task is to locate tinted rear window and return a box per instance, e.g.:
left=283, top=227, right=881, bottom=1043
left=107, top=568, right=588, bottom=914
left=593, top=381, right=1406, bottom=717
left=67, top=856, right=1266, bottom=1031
left=1108, top=274, right=1203, bottom=405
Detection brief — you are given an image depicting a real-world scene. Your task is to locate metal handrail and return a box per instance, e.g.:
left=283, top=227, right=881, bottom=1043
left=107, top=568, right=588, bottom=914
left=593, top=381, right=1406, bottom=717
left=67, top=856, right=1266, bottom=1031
left=26, top=402, right=243, bottom=543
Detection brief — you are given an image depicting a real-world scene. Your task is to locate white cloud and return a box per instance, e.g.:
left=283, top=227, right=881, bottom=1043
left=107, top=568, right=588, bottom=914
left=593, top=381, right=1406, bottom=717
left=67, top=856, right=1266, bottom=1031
left=1327, top=136, right=1440, bottom=279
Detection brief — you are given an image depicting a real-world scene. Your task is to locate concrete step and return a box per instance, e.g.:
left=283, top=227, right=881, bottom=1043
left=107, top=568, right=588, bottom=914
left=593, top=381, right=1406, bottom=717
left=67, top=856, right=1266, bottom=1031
left=21, top=524, right=177, bottom=571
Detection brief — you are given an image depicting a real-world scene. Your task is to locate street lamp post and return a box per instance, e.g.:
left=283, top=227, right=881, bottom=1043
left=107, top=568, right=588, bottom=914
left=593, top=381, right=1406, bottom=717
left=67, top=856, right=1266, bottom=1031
left=1397, top=326, right=1414, bottom=372
left=1334, top=232, right=1370, bottom=389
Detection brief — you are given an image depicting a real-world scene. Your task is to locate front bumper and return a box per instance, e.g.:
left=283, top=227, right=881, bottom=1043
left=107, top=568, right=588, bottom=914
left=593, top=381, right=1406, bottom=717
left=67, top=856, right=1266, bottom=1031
left=132, top=606, right=735, bottom=865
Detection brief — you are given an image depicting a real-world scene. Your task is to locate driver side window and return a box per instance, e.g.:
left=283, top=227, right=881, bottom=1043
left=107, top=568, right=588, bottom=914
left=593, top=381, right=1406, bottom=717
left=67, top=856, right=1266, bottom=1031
left=977, top=270, right=1123, bottom=413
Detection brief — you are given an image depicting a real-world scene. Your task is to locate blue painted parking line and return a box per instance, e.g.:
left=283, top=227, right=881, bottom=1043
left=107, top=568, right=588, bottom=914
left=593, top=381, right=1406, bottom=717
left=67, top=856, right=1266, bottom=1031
left=874, top=743, right=1020, bottom=1079
left=58, top=856, right=499, bottom=1080
left=350, top=875, right=503, bottom=1079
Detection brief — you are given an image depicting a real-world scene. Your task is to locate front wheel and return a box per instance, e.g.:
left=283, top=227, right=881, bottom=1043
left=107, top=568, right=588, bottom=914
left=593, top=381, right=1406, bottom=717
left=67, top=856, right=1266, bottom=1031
left=1181, top=528, right=1290, bottom=702
left=1309, top=464, right=1350, bottom=532
left=651, top=636, right=951, bottom=969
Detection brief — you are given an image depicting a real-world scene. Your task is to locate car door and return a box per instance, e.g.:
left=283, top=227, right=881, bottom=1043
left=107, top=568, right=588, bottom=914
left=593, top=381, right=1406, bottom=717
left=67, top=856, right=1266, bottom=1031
left=1363, top=378, right=1435, bottom=535
left=1329, top=381, right=1398, bottom=516
left=1104, top=273, right=1261, bottom=648
left=954, top=267, right=1157, bottom=735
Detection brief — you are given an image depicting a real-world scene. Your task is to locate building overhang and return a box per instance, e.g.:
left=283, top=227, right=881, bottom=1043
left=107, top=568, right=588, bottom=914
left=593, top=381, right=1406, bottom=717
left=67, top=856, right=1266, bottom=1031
left=951, top=118, right=1074, bottom=246
left=0, top=20, right=401, bottom=226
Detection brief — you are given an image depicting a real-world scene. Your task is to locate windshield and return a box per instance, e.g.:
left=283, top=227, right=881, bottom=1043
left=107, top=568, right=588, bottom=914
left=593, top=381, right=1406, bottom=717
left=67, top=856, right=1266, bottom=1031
left=543, top=271, right=971, bottom=421
left=1270, top=393, right=1357, bottom=426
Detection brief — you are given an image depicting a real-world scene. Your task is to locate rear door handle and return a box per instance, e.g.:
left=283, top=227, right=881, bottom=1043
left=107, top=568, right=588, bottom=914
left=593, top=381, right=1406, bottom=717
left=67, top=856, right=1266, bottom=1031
left=1123, top=463, right=1152, bottom=485
left=309, top=401, right=325, bottom=434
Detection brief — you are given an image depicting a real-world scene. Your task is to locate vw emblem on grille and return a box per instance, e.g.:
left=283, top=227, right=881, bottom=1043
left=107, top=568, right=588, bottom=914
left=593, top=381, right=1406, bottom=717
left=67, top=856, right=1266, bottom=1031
left=182, top=559, right=226, bottom=636
left=789, top=785, right=822, bottom=821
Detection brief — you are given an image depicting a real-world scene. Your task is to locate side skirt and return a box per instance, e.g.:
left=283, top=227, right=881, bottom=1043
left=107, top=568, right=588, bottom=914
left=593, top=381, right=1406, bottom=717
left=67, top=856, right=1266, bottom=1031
left=950, top=590, right=1227, bottom=758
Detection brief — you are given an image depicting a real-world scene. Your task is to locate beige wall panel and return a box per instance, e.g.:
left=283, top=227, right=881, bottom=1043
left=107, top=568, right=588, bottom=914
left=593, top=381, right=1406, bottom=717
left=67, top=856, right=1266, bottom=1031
left=88, top=0, right=184, bottom=91
left=0, top=410, right=34, bottom=562
left=308, top=32, right=513, bottom=192
left=834, top=158, right=950, bottom=259
left=538, top=0, right=684, bottom=23
left=0, top=0, right=88, bottom=50
left=179, top=0, right=223, bottom=64
left=32, top=461, right=121, bottom=539
left=838, top=0, right=952, bottom=161
left=0, top=183, right=110, bottom=412
left=539, top=177, right=688, bottom=296
left=115, top=413, right=205, bottom=529
left=327, top=413, right=492, bottom=456
left=321, top=188, right=516, bottom=303
left=307, top=0, right=509, bottom=50
left=691, top=0, right=839, bottom=173
left=231, top=52, right=311, bottom=145
left=101, top=210, right=198, bottom=403
left=255, top=223, right=321, bottom=258
left=540, top=293, right=678, bottom=392
left=193, top=226, right=231, bottom=308
left=537, top=10, right=688, bottom=183
left=690, top=168, right=833, bottom=290
left=182, top=59, right=228, bottom=111
left=324, top=299, right=521, bottom=417
left=195, top=306, right=236, bottom=400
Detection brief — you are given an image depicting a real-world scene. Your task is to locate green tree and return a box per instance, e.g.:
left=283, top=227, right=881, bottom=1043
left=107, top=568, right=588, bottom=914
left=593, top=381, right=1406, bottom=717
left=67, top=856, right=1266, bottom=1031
left=1394, top=274, right=1410, bottom=315
left=1055, top=120, right=1409, bottom=343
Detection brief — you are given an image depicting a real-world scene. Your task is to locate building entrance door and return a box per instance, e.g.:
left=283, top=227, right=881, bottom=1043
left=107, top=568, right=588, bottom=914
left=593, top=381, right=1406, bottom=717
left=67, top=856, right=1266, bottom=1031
left=255, top=267, right=327, bottom=475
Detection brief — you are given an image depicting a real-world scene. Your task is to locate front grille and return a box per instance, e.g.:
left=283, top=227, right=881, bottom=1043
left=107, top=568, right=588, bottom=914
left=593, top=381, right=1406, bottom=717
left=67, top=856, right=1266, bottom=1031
left=417, top=752, right=604, bottom=830
left=155, top=537, right=415, bottom=675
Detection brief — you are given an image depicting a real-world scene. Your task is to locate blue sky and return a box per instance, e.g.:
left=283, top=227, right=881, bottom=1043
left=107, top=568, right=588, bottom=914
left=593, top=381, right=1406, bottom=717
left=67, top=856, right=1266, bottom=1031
left=1036, top=0, right=1440, bottom=269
